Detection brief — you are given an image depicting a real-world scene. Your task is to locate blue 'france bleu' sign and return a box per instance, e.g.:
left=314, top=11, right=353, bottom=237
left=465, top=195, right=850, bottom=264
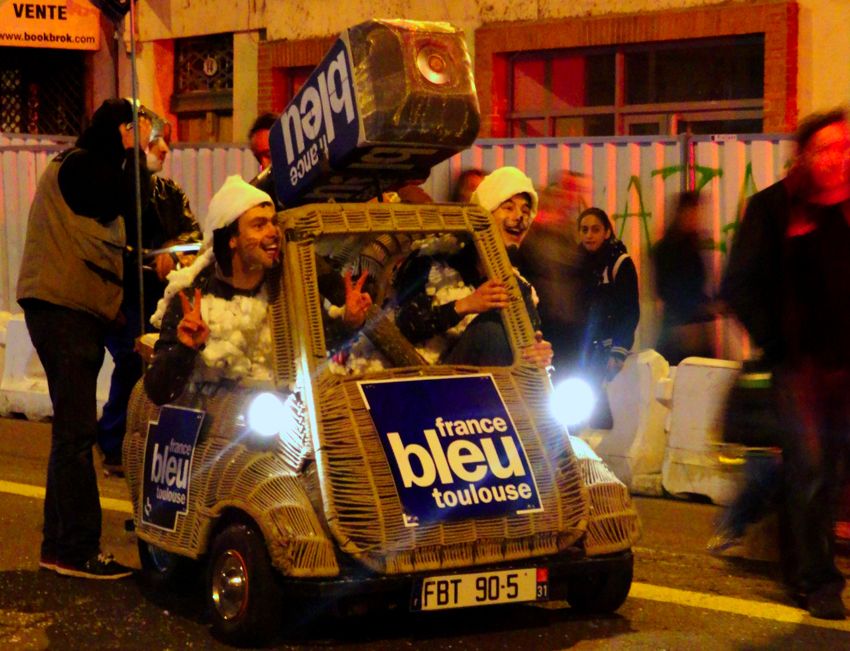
left=358, top=374, right=543, bottom=527
left=141, top=405, right=205, bottom=532
left=269, top=37, right=360, bottom=206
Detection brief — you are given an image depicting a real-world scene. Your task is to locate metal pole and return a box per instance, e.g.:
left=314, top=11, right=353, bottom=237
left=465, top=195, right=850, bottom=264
left=127, top=0, right=146, bottom=341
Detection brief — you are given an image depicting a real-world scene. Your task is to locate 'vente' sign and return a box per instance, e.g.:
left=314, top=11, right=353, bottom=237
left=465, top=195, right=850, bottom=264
left=0, top=0, right=101, bottom=51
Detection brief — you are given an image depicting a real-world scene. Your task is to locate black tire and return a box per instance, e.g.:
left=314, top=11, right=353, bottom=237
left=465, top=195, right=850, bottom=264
left=137, top=539, right=198, bottom=590
left=566, top=555, right=633, bottom=614
left=207, top=522, right=283, bottom=646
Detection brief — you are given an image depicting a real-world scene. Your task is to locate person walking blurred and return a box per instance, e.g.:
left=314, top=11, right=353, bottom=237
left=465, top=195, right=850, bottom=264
left=722, top=108, right=850, bottom=620
left=519, top=171, right=588, bottom=377
left=653, top=191, right=718, bottom=365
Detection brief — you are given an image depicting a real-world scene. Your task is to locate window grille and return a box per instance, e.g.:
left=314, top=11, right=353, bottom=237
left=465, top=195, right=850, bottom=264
left=175, top=33, right=233, bottom=94
left=0, top=48, right=84, bottom=136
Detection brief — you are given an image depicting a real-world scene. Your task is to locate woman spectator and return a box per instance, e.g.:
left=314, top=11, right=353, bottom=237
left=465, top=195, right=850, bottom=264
left=576, top=207, right=640, bottom=427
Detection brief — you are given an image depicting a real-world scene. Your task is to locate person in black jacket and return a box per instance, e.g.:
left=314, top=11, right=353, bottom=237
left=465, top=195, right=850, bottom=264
left=577, top=208, right=640, bottom=376
left=17, top=98, right=152, bottom=580
left=576, top=207, right=640, bottom=427
left=652, top=191, right=717, bottom=365
left=97, top=124, right=200, bottom=473
left=721, top=109, right=850, bottom=620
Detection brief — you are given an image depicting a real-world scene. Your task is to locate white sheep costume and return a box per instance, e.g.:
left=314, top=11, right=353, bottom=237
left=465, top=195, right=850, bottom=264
left=150, top=175, right=276, bottom=381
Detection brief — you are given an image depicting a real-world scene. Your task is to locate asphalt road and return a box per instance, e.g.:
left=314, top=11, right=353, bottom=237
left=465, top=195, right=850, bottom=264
left=0, top=417, right=849, bottom=650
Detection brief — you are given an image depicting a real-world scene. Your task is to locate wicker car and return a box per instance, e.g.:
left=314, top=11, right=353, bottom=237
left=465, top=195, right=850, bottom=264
left=124, top=201, right=641, bottom=645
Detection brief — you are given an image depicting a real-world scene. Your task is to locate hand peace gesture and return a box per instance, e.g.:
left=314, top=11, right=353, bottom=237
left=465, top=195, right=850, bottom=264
left=176, top=288, right=210, bottom=350
left=342, top=269, right=372, bottom=328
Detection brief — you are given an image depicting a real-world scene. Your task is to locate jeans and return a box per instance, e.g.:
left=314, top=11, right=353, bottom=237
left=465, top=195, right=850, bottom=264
left=443, top=312, right=513, bottom=366
left=98, top=298, right=144, bottom=461
left=717, top=451, right=782, bottom=538
left=774, top=362, right=850, bottom=594
left=24, top=300, right=105, bottom=565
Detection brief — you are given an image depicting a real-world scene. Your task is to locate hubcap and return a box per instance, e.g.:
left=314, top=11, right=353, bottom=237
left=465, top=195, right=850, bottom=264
left=211, top=550, right=249, bottom=620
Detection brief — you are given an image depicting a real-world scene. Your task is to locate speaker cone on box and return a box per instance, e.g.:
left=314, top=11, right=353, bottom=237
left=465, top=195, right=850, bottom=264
left=268, top=19, right=480, bottom=207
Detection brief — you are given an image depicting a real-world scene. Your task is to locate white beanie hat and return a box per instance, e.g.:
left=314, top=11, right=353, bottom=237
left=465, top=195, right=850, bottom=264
left=202, top=175, right=273, bottom=245
left=470, top=166, right=538, bottom=220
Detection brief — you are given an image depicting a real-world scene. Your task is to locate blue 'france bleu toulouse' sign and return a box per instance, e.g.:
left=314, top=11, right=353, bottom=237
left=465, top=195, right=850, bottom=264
left=269, top=37, right=360, bottom=206
left=358, top=375, right=543, bottom=527
left=141, top=406, right=205, bottom=532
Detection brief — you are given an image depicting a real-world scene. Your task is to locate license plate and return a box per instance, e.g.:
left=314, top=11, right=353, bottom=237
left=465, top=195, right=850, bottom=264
left=412, top=568, right=548, bottom=611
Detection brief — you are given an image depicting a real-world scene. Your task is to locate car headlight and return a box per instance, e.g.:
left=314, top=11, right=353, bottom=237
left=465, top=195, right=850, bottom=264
left=550, top=377, right=596, bottom=428
left=247, top=392, right=289, bottom=437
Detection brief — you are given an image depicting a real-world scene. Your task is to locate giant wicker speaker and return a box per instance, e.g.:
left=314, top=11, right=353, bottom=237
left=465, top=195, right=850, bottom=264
left=269, top=19, right=480, bottom=206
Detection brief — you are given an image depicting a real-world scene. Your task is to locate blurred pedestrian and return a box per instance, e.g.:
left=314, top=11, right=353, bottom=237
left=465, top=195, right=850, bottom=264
left=519, top=171, right=588, bottom=376
left=452, top=168, right=484, bottom=203
left=653, top=191, right=718, bottom=365
left=17, top=98, right=152, bottom=579
left=97, top=119, right=200, bottom=474
left=707, top=360, right=783, bottom=554
left=576, top=207, right=640, bottom=428
left=722, top=108, right=850, bottom=619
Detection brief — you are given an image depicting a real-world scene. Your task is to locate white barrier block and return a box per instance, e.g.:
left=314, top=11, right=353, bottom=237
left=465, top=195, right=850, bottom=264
left=0, top=313, right=114, bottom=420
left=580, top=349, right=671, bottom=494
left=661, top=357, right=741, bottom=504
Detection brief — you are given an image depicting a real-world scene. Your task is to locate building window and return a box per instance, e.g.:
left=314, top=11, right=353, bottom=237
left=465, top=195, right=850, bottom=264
left=258, top=36, right=335, bottom=116
left=174, top=33, right=234, bottom=96
left=506, top=35, right=765, bottom=137
left=275, top=65, right=313, bottom=107
left=0, top=48, right=84, bottom=136
left=172, top=33, right=234, bottom=142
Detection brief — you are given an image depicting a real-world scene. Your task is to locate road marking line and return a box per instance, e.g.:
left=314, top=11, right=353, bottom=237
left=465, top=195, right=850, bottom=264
left=631, top=582, right=850, bottom=632
left=0, top=479, right=133, bottom=515
left=1, top=477, right=848, bottom=631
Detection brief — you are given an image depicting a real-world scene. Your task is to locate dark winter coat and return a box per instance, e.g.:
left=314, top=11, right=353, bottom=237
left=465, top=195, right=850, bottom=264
left=579, top=238, right=640, bottom=364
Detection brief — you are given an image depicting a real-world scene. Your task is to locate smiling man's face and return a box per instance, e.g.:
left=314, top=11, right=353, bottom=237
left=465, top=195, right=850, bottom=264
left=492, top=193, right=533, bottom=248
left=230, top=202, right=281, bottom=271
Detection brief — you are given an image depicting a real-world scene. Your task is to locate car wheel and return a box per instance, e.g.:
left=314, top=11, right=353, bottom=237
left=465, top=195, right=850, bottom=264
left=137, top=539, right=198, bottom=589
left=566, top=554, right=633, bottom=614
left=207, top=522, right=283, bottom=646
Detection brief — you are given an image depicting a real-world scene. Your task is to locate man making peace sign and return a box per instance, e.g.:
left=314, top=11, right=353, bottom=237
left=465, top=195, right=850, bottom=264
left=144, top=176, right=372, bottom=405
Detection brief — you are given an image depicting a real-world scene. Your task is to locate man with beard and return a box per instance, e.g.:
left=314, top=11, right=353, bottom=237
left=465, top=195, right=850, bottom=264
left=144, top=175, right=283, bottom=404
left=145, top=175, right=372, bottom=404
left=97, top=121, right=199, bottom=472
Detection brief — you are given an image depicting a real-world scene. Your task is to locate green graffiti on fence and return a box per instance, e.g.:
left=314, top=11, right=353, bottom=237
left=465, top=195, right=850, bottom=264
left=611, top=159, right=768, bottom=257
left=612, top=175, right=654, bottom=252
left=709, top=161, right=759, bottom=255
left=611, top=163, right=727, bottom=254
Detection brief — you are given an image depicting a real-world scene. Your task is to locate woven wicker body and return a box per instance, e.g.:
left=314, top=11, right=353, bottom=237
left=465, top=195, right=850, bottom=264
left=125, top=202, right=639, bottom=579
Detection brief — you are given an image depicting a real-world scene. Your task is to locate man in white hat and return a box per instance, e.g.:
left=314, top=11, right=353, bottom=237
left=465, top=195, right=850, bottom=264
left=395, top=166, right=552, bottom=368
left=144, top=174, right=281, bottom=404
left=145, top=175, right=372, bottom=404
